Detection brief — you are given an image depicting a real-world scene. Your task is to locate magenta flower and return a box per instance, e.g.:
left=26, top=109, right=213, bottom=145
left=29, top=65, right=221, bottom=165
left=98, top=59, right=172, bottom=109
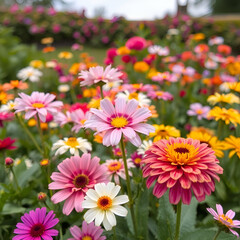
left=13, top=207, right=59, bottom=240
left=187, top=103, right=210, bottom=120
left=207, top=204, right=240, bottom=237
left=0, top=111, right=14, bottom=127
left=126, top=36, right=146, bottom=50
left=79, top=65, right=122, bottom=87
left=14, top=92, right=63, bottom=122
left=49, top=153, right=108, bottom=215
left=68, top=221, right=106, bottom=240
left=84, top=97, right=155, bottom=147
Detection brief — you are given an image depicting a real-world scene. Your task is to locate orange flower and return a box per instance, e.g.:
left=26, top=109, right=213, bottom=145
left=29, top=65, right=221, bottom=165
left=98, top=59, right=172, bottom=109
left=3, top=80, right=28, bottom=91
left=41, top=37, right=54, bottom=45
left=217, top=45, right=231, bottom=55
left=181, top=51, right=194, bottom=61
left=133, top=61, right=149, bottom=73
left=42, top=46, right=55, bottom=53
left=0, top=91, right=14, bottom=104
left=58, top=51, right=73, bottom=59
left=69, top=63, right=81, bottom=75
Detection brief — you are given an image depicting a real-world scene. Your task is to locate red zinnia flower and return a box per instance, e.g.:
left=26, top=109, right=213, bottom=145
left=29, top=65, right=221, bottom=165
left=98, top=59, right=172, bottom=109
left=142, top=137, right=223, bottom=205
left=0, top=137, right=17, bottom=151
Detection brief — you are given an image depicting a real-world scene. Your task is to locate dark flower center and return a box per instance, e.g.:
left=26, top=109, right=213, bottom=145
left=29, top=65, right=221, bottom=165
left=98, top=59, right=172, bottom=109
left=30, top=223, right=45, bottom=237
left=200, top=141, right=211, bottom=148
left=174, top=147, right=189, bottom=154
left=73, top=174, right=89, bottom=188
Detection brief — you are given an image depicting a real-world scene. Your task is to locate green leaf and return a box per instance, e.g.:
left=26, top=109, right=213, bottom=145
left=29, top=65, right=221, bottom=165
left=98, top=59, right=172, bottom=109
left=18, top=163, right=40, bottom=187
left=1, top=204, right=25, bottom=215
left=157, top=193, right=176, bottom=240
left=180, top=198, right=198, bottom=236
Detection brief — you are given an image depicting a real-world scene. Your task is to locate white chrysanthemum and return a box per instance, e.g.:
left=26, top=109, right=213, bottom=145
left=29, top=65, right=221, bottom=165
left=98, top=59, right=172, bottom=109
left=102, top=80, right=121, bottom=91
left=17, top=66, right=42, bottom=82
left=0, top=101, right=16, bottom=112
left=117, top=90, right=151, bottom=107
left=58, top=84, right=70, bottom=93
left=52, top=137, right=92, bottom=156
left=82, top=182, right=129, bottom=231
left=148, top=45, right=169, bottom=56
left=137, top=140, right=153, bottom=155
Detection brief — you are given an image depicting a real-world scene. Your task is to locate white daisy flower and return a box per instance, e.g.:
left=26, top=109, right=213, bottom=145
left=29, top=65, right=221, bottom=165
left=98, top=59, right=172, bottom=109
left=137, top=140, right=153, bottom=156
left=17, top=66, right=43, bottom=82
left=58, top=84, right=70, bottom=93
left=0, top=100, right=16, bottom=112
left=117, top=90, right=151, bottom=107
left=82, top=182, right=129, bottom=231
left=52, top=137, right=92, bottom=156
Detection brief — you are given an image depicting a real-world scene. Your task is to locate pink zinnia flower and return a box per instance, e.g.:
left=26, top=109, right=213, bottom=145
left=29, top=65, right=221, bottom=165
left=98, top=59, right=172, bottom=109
left=142, top=137, right=223, bottom=205
left=148, top=91, right=173, bottom=101
left=207, top=204, right=240, bottom=237
left=68, top=221, right=106, bottom=240
left=49, top=153, right=108, bottom=215
left=13, top=207, right=59, bottom=240
left=14, top=92, right=63, bottom=122
left=84, top=97, right=155, bottom=147
left=0, top=111, right=14, bottom=127
left=187, top=103, right=210, bottom=120
left=79, top=65, right=122, bottom=87
left=126, top=36, right=146, bottom=50
left=103, top=158, right=135, bottom=184
left=0, top=137, right=17, bottom=151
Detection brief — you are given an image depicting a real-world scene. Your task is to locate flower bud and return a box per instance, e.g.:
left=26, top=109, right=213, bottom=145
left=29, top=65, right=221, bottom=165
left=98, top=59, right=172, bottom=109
left=5, top=157, right=14, bottom=167
left=38, top=192, right=47, bottom=201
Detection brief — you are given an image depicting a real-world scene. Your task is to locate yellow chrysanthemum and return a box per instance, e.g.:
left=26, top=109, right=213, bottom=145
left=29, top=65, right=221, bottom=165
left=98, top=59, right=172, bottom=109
left=83, top=88, right=97, bottom=98
left=58, top=51, right=73, bottom=59
left=30, top=60, right=44, bottom=69
left=227, top=61, right=240, bottom=76
left=87, top=98, right=101, bottom=109
left=224, top=136, right=240, bottom=158
left=187, top=131, right=225, bottom=158
left=69, top=63, right=81, bottom=75
left=207, top=93, right=240, bottom=105
left=208, top=107, right=240, bottom=126
left=117, top=46, right=131, bottom=55
left=191, top=33, right=205, bottom=41
left=227, top=82, right=240, bottom=93
left=41, top=37, right=54, bottom=45
left=133, top=61, right=149, bottom=73
left=147, top=68, right=158, bottom=79
left=190, top=126, right=215, bottom=136
left=149, top=124, right=180, bottom=142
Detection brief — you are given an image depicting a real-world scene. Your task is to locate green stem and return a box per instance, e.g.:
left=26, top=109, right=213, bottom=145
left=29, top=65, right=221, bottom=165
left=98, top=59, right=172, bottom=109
left=119, top=137, right=137, bottom=238
left=11, top=168, right=21, bottom=191
left=217, top=120, right=224, bottom=140
left=174, top=200, right=182, bottom=240
left=70, top=84, right=77, bottom=103
left=47, top=166, right=53, bottom=197
left=16, top=114, right=43, bottom=155
left=59, top=224, right=63, bottom=240
left=113, top=226, right=116, bottom=240
left=100, top=85, right=104, bottom=99
left=36, top=116, right=47, bottom=158
left=213, top=229, right=221, bottom=240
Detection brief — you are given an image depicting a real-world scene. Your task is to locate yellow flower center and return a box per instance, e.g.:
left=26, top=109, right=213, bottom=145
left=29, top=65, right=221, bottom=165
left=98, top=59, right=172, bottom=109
left=32, top=103, right=45, bottom=108
left=166, top=142, right=199, bottom=165
left=156, top=91, right=163, bottom=96
left=134, top=158, right=142, bottom=164
left=73, top=174, right=89, bottom=188
left=27, top=72, right=33, bottom=77
left=82, top=236, right=93, bottom=240
left=196, top=109, right=203, bottom=115
left=220, top=214, right=233, bottom=225
left=129, top=92, right=139, bottom=100
left=108, top=161, right=122, bottom=172
left=111, top=117, right=128, bottom=128
left=97, top=196, right=112, bottom=210
left=65, top=137, right=79, bottom=148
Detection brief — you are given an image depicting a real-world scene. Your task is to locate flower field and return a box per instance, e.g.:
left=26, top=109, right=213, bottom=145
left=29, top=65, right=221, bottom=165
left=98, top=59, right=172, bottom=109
left=1, top=6, right=240, bottom=240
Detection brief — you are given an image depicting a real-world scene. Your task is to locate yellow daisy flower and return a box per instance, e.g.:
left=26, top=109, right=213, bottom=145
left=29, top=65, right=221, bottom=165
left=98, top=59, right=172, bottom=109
left=207, top=93, right=240, bottom=105
left=224, top=135, right=240, bottom=158
left=149, top=124, right=180, bottom=142
left=58, top=51, right=73, bottom=59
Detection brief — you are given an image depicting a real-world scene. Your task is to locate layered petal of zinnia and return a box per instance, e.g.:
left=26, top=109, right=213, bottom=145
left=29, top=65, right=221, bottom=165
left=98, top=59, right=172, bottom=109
left=141, top=137, right=223, bottom=205
left=84, top=97, right=155, bottom=147
left=49, top=154, right=108, bottom=215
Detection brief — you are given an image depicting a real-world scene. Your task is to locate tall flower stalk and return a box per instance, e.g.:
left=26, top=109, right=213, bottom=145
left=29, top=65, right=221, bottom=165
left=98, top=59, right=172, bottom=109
left=174, top=200, right=182, bottom=240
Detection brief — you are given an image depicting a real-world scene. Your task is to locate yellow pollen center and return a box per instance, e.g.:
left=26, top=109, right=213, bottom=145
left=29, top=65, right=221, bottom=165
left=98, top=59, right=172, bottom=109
left=220, top=214, right=233, bottom=225
left=65, top=137, right=79, bottom=148
left=196, top=109, right=203, bottom=115
left=108, top=162, right=122, bottom=172
left=97, top=196, right=112, bottom=210
left=81, top=119, right=86, bottom=125
left=129, top=92, right=139, bottom=100
left=134, top=158, right=142, bottom=164
left=27, top=72, right=33, bottom=77
left=111, top=117, right=128, bottom=128
left=166, top=142, right=199, bottom=165
left=32, top=103, right=45, bottom=108
left=82, top=236, right=92, bottom=240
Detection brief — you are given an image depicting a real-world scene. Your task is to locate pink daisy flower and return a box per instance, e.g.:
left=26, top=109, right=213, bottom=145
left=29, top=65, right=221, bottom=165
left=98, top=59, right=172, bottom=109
left=207, top=204, right=240, bottom=237
left=103, top=158, right=135, bottom=184
left=0, top=111, right=14, bottom=127
left=48, top=153, right=108, bottom=215
left=142, top=137, right=223, bottom=205
left=84, top=97, right=155, bottom=147
left=148, top=91, right=173, bottom=101
left=68, top=221, right=106, bottom=240
left=79, top=65, right=122, bottom=87
left=13, top=207, right=59, bottom=240
left=14, top=92, right=63, bottom=122
left=187, top=103, right=210, bottom=120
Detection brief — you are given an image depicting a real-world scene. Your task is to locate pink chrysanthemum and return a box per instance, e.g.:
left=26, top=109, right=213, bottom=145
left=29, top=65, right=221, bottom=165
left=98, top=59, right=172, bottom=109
left=142, top=137, right=223, bottom=205
left=48, top=153, right=108, bottom=215
left=68, top=221, right=106, bottom=240
left=13, top=207, right=59, bottom=240
left=207, top=204, right=240, bottom=237
left=147, top=90, right=173, bottom=101
left=0, top=111, right=14, bottom=127
left=14, top=92, right=63, bottom=122
left=103, top=158, right=135, bottom=184
left=79, top=65, right=122, bottom=87
left=187, top=103, right=210, bottom=120
left=84, top=97, right=155, bottom=147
